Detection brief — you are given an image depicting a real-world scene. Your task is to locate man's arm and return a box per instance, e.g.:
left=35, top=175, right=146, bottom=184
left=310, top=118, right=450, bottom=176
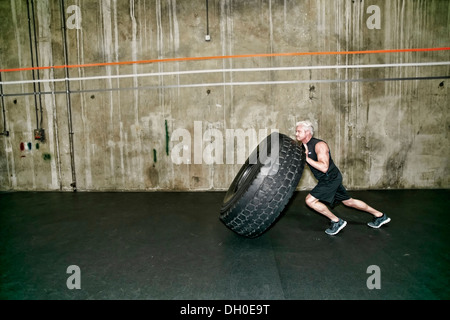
left=304, top=141, right=330, bottom=173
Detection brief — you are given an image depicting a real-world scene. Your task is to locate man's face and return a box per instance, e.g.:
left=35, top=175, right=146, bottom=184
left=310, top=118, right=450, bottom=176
left=295, top=125, right=307, bottom=142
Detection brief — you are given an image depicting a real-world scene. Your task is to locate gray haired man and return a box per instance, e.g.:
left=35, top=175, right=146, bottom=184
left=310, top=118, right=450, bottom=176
left=295, top=121, right=390, bottom=235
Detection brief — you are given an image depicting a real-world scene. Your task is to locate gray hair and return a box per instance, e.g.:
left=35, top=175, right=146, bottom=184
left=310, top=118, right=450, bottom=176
left=296, top=121, right=314, bottom=136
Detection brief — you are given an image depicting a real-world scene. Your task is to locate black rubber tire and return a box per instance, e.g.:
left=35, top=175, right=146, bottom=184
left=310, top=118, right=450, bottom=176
left=219, top=132, right=306, bottom=238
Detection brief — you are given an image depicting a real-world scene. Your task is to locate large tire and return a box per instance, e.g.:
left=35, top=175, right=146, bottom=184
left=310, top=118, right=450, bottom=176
left=219, top=132, right=306, bottom=238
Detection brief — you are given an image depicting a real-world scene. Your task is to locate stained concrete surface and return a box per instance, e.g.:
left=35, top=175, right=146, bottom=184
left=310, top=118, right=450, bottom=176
left=1, top=0, right=449, bottom=192
left=0, top=189, right=448, bottom=300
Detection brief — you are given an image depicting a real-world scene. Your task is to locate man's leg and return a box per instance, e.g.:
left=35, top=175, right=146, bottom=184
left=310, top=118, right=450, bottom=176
left=341, top=198, right=383, bottom=217
left=305, top=193, right=339, bottom=222
left=305, top=194, right=347, bottom=235
left=342, top=198, right=391, bottom=228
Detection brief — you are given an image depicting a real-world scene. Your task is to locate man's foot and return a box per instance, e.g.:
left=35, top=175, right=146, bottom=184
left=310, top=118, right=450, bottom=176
left=368, top=214, right=391, bottom=228
left=325, top=218, right=347, bottom=235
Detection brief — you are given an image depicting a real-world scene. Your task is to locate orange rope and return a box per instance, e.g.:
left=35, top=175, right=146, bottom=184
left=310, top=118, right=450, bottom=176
left=1, top=47, right=449, bottom=73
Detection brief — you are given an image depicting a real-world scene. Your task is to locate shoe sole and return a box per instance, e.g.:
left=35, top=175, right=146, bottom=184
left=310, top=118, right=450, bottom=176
left=325, top=220, right=347, bottom=235
left=368, top=217, right=391, bottom=229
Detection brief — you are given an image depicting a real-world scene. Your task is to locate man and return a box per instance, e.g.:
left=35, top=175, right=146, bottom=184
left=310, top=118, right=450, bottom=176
left=295, top=120, right=390, bottom=235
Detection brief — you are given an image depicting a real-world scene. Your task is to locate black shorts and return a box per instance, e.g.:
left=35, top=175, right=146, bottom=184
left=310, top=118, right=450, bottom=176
left=310, top=170, right=351, bottom=205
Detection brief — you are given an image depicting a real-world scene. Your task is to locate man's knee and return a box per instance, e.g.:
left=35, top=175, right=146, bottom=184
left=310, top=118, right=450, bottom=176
left=305, top=194, right=318, bottom=208
left=342, top=198, right=355, bottom=207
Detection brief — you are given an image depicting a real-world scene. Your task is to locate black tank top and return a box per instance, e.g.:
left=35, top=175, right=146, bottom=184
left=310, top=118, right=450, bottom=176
left=306, top=138, right=339, bottom=181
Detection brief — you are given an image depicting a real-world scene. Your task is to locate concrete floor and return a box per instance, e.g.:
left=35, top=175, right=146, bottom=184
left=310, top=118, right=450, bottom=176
left=0, top=189, right=449, bottom=300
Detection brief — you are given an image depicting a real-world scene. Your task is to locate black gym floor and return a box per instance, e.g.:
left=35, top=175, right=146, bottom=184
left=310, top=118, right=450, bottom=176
left=0, top=189, right=449, bottom=300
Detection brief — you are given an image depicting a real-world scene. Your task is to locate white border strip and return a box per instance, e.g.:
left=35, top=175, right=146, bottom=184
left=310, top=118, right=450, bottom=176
left=1, top=61, right=449, bottom=86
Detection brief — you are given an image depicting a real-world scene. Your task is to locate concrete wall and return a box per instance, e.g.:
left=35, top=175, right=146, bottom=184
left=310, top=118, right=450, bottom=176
left=0, top=0, right=449, bottom=192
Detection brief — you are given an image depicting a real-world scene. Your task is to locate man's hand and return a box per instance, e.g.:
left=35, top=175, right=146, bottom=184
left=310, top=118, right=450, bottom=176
left=303, top=143, right=309, bottom=159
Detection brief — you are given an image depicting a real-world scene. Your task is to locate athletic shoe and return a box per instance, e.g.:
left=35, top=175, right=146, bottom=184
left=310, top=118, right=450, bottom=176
left=325, top=218, right=347, bottom=235
left=368, top=214, right=391, bottom=228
